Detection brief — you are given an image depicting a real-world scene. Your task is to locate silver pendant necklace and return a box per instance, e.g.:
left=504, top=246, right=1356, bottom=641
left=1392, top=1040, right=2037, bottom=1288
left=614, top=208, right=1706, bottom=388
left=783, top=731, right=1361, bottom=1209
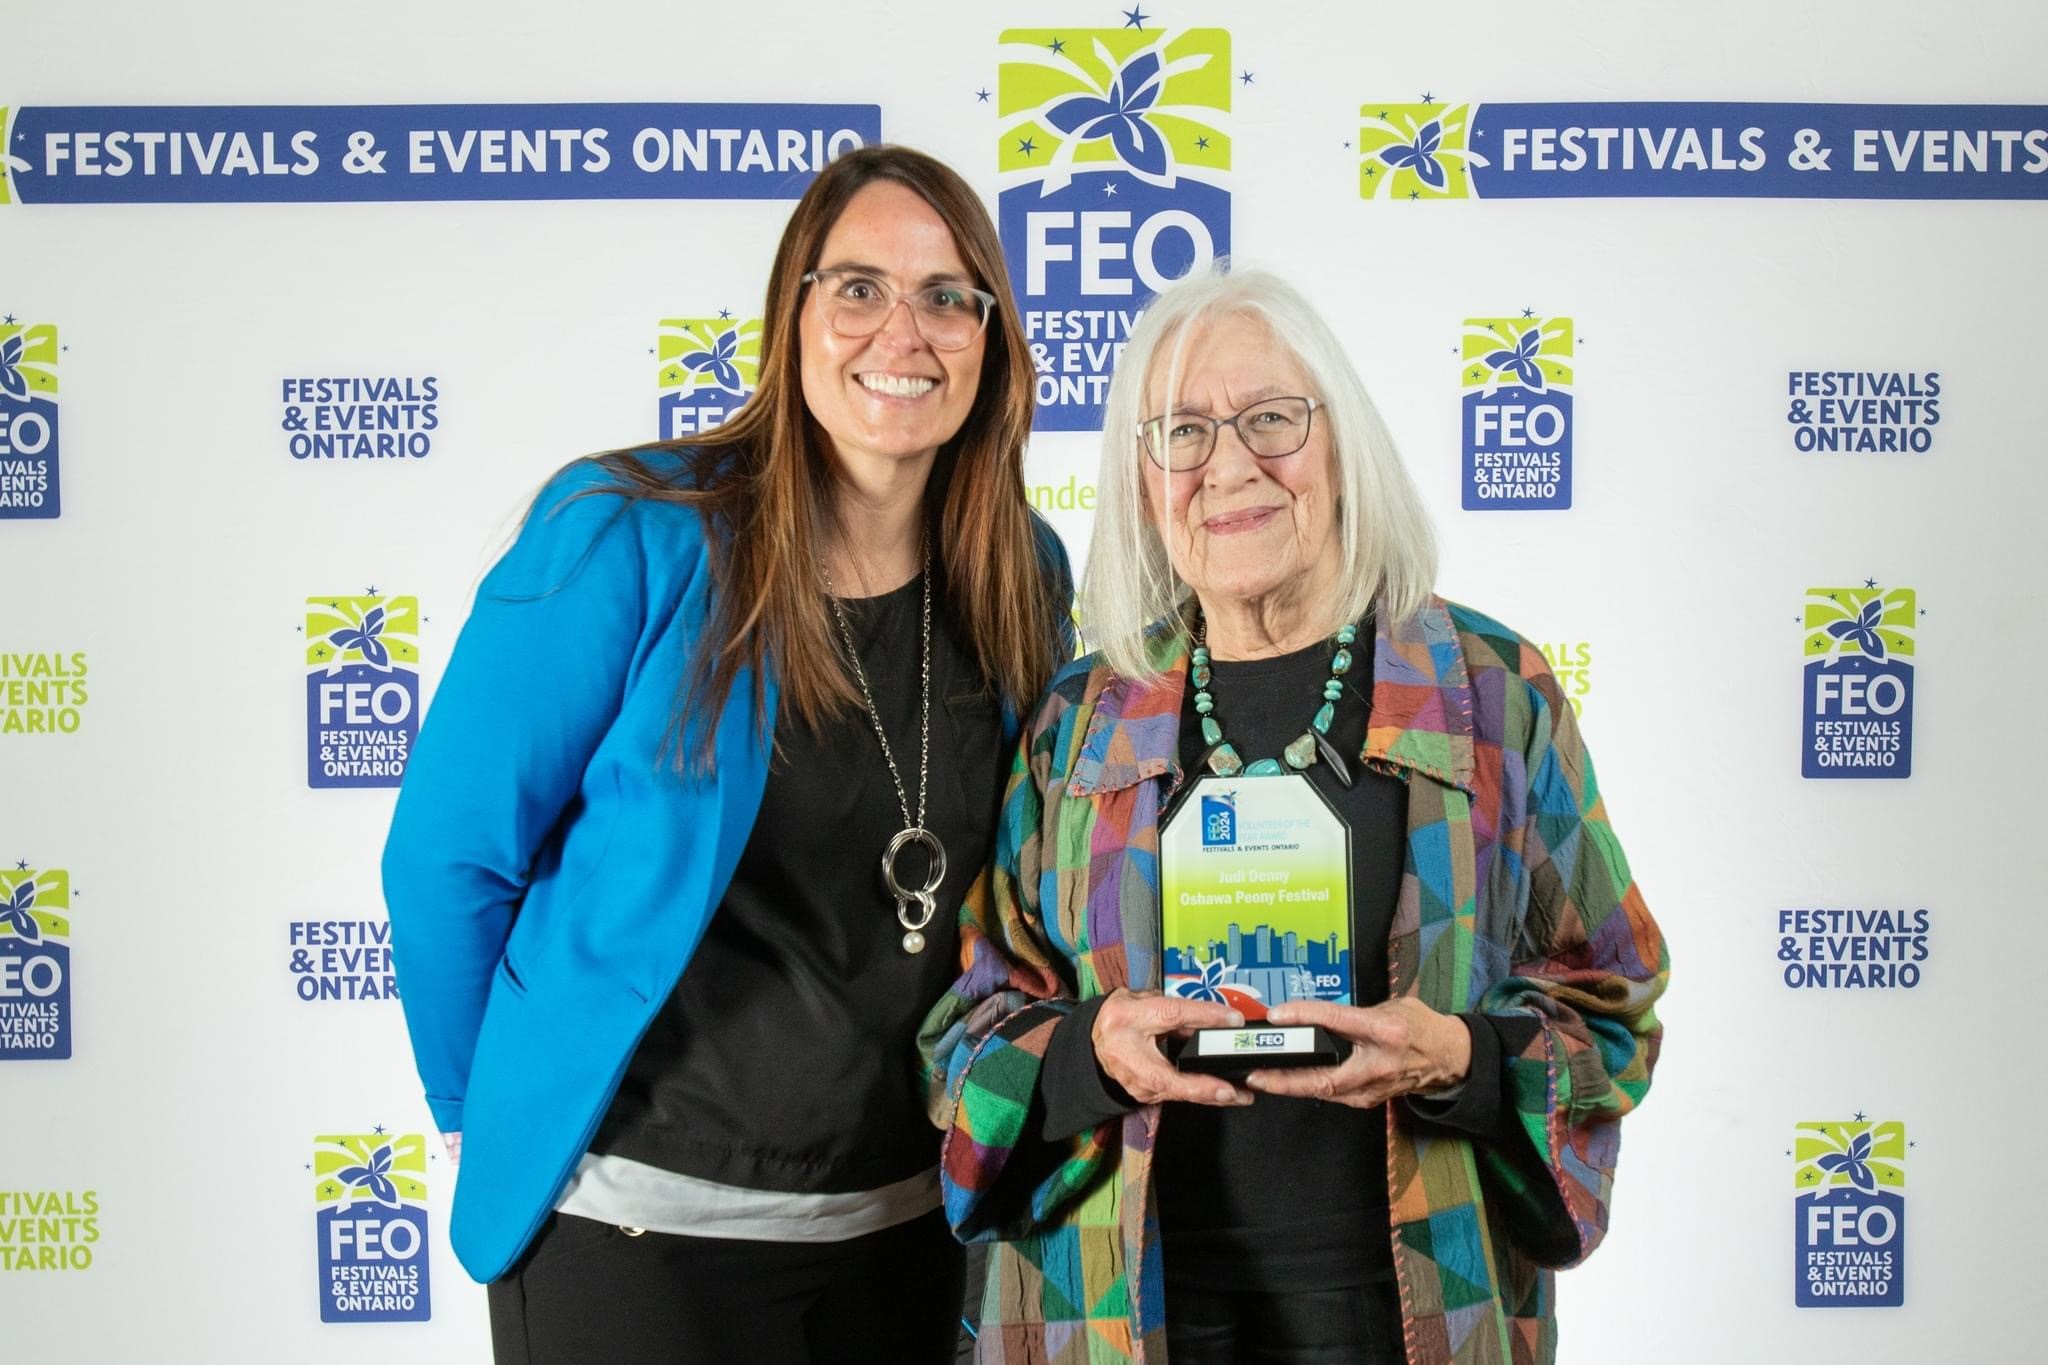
left=820, top=545, right=947, bottom=954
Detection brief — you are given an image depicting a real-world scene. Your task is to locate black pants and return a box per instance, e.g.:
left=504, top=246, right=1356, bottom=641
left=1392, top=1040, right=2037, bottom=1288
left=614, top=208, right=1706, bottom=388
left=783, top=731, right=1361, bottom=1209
left=1164, top=1276, right=1408, bottom=1365
left=488, top=1209, right=966, bottom=1365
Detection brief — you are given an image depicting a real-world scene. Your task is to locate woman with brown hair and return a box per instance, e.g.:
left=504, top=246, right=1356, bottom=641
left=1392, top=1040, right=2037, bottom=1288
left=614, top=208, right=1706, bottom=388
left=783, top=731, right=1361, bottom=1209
left=381, top=144, right=1070, bottom=1364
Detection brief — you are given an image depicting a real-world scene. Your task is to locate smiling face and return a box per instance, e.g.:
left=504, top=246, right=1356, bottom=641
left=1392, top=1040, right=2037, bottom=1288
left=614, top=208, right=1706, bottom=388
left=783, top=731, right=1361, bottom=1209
left=1140, top=315, right=1341, bottom=619
left=798, top=180, right=986, bottom=477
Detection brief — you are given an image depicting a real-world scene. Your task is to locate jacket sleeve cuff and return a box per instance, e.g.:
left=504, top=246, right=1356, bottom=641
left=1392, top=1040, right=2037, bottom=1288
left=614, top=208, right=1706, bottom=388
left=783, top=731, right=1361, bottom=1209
left=425, top=1094, right=465, bottom=1136
left=1037, top=995, right=1136, bottom=1142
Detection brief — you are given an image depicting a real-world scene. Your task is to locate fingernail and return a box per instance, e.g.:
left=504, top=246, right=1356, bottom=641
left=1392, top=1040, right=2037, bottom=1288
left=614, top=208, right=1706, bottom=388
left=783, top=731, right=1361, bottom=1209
left=1225, top=1012, right=1244, bottom=1027
left=1214, top=1088, right=1235, bottom=1104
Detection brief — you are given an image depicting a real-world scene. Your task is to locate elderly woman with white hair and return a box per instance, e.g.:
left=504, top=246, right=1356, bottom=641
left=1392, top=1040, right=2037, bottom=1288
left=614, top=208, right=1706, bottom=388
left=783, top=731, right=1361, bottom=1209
left=920, top=267, right=1667, bottom=1364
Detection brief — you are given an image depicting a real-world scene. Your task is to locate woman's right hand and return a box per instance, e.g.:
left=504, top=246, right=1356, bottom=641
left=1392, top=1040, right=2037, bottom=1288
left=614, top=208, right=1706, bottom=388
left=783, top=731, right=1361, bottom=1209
left=1091, top=988, right=1255, bottom=1108
left=443, top=1132, right=462, bottom=1166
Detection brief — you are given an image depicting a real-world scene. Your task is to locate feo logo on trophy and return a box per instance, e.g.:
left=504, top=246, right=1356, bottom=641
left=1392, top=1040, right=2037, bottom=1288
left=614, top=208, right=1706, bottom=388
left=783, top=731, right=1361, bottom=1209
left=997, top=22, right=1232, bottom=430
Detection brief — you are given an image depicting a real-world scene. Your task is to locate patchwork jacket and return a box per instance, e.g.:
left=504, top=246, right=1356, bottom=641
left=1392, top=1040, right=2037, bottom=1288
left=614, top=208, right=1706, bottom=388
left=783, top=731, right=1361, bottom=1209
left=920, top=598, right=1668, bottom=1364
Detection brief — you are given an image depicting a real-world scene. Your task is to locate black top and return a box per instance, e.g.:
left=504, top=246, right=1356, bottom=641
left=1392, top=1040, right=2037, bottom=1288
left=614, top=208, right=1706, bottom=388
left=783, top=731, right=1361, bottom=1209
left=1037, top=625, right=1533, bottom=1293
left=594, top=569, right=1009, bottom=1193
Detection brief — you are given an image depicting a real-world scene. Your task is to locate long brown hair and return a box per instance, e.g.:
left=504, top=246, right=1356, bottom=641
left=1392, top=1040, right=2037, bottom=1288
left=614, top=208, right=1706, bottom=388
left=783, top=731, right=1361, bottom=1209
left=597, top=144, right=1058, bottom=767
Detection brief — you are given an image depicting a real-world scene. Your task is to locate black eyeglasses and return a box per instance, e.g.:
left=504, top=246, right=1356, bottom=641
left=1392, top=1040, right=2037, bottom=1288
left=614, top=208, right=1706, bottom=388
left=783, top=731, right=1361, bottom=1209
left=802, top=268, right=997, bottom=352
left=1138, top=396, right=1321, bottom=471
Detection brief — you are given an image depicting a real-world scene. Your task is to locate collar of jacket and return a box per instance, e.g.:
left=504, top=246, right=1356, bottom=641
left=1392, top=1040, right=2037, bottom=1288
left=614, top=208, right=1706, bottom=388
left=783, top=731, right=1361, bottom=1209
left=1064, top=597, right=1477, bottom=800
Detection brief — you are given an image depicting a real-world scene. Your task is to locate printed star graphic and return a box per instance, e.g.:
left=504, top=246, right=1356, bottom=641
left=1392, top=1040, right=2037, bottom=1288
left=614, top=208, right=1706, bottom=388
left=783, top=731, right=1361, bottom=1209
left=1, top=314, right=13, bottom=326
left=1122, top=6, right=1149, bottom=28
left=1421, top=91, right=1436, bottom=104
left=1048, top=37, right=1065, bottom=54
left=1018, top=137, right=1038, bottom=157
left=647, top=347, right=655, bottom=355
left=366, top=585, right=378, bottom=596
left=975, top=89, right=990, bottom=102
left=1363, top=166, right=1376, bottom=177
left=1196, top=136, right=1210, bottom=150
left=1853, top=1110, right=1867, bottom=1122
left=1864, top=577, right=1878, bottom=588
left=1239, top=71, right=1255, bottom=86
left=1103, top=182, right=1119, bottom=196
left=1378, top=111, right=1389, bottom=121
left=1521, top=307, right=1535, bottom=318
left=374, top=1123, right=387, bottom=1135
left=1342, top=140, right=1351, bottom=149
left=1408, top=190, right=1420, bottom=200
left=13, top=860, right=26, bottom=871
left=665, top=368, right=679, bottom=383
left=718, top=308, right=732, bottom=320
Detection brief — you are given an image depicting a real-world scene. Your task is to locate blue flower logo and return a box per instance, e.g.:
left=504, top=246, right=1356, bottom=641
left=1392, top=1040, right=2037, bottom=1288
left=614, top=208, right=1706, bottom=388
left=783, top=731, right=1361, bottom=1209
left=0, top=879, right=40, bottom=944
left=1484, top=325, right=1547, bottom=392
left=1171, top=956, right=1236, bottom=1004
left=1824, top=597, right=1888, bottom=663
left=1046, top=49, right=1168, bottom=179
left=1377, top=118, right=1448, bottom=191
left=334, top=1143, right=403, bottom=1210
left=1815, top=1129, right=1877, bottom=1197
left=683, top=329, right=745, bottom=393
left=329, top=605, right=392, bottom=670
left=0, top=332, right=26, bottom=402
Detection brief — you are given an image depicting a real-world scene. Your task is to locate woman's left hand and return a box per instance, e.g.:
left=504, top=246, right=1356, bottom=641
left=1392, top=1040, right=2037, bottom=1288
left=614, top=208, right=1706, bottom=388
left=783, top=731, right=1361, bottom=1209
left=1243, top=996, right=1472, bottom=1109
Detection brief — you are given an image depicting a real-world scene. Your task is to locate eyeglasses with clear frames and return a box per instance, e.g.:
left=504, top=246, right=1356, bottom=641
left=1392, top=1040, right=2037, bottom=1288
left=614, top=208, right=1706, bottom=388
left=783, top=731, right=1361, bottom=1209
left=1138, top=396, right=1322, bottom=471
left=801, top=268, right=998, bottom=352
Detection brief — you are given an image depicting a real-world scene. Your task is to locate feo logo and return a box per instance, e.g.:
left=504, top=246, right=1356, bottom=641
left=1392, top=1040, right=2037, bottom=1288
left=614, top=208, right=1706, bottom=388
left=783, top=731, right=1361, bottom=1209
left=1200, top=791, right=1237, bottom=847
left=314, top=1131, right=432, bottom=1322
left=1794, top=1118, right=1906, bottom=1307
left=658, top=315, right=760, bottom=439
left=998, top=23, right=1232, bottom=430
left=1358, top=100, right=1487, bottom=201
left=0, top=864, right=70, bottom=1060
left=1801, top=583, right=1915, bottom=778
left=0, top=317, right=60, bottom=519
left=1462, top=314, right=1574, bottom=510
left=306, top=594, right=420, bottom=789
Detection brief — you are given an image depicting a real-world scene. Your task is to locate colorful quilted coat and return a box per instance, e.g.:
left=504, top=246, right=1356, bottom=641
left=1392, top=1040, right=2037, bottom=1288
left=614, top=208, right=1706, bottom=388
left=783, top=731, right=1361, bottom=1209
left=919, top=598, right=1668, bottom=1364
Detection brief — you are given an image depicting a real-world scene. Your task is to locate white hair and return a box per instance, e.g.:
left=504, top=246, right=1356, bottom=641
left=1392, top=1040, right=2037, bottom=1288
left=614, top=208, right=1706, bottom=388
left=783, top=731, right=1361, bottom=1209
left=1080, top=264, right=1438, bottom=678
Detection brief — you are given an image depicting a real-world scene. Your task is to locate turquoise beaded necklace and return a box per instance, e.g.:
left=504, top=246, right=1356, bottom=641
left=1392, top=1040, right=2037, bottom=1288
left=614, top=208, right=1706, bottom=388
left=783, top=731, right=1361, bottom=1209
left=1190, top=614, right=1360, bottom=787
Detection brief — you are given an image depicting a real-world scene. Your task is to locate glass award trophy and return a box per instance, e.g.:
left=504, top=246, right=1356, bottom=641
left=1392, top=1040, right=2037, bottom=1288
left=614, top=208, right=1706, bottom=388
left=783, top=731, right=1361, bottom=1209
left=1158, top=774, right=1351, bottom=1076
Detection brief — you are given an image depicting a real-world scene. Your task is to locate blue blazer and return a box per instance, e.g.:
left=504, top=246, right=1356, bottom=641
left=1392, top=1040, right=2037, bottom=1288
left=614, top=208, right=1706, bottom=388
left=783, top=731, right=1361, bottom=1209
left=382, top=452, right=1068, bottom=1282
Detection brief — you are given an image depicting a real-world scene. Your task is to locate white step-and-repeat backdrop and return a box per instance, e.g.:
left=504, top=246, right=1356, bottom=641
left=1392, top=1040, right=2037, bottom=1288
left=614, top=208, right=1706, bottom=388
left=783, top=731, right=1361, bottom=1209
left=5, top=1, right=2045, bottom=1359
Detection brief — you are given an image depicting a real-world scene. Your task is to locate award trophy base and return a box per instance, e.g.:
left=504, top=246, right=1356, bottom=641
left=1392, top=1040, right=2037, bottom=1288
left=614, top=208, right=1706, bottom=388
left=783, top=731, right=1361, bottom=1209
left=1171, top=1024, right=1345, bottom=1077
